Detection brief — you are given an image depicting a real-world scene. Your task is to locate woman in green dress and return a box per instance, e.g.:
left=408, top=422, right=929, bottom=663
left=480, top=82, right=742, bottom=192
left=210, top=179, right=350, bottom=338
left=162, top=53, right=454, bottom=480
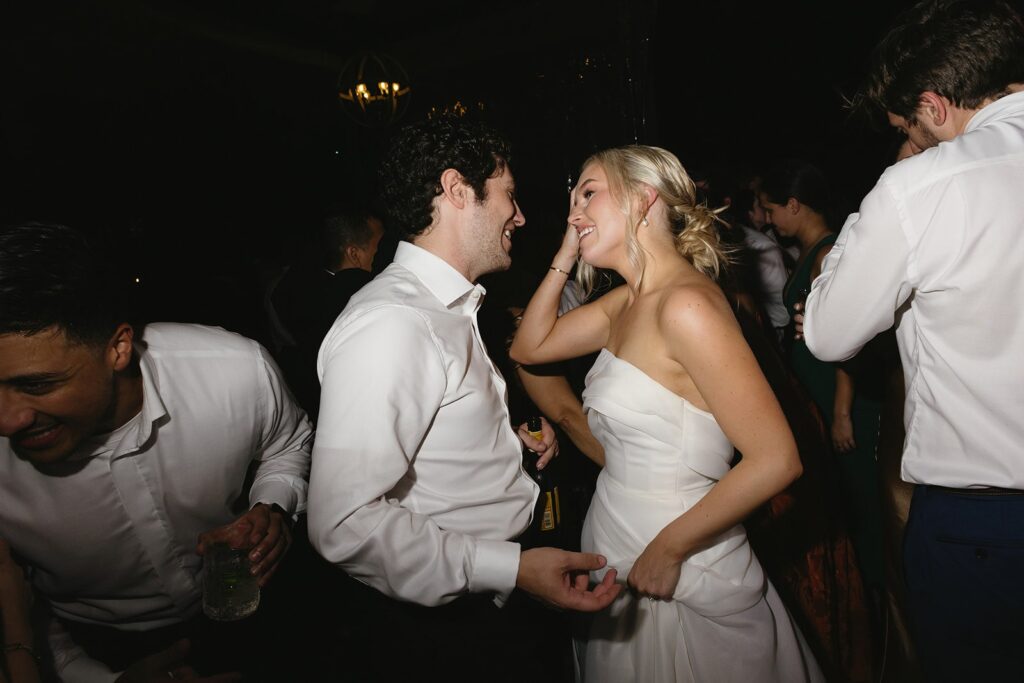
left=758, top=160, right=885, bottom=596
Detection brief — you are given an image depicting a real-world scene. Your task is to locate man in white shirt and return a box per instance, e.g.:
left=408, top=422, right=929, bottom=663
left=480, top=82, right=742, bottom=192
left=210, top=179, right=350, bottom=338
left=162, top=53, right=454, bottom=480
left=308, top=116, right=620, bottom=680
left=0, top=223, right=313, bottom=682
left=738, top=224, right=790, bottom=337
left=800, top=1, right=1024, bottom=679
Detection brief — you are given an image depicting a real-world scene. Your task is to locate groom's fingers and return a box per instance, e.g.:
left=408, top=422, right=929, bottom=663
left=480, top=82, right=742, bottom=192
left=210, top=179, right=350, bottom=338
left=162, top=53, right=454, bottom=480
left=563, top=551, right=607, bottom=572
left=591, top=568, right=620, bottom=599
left=568, top=573, right=622, bottom=610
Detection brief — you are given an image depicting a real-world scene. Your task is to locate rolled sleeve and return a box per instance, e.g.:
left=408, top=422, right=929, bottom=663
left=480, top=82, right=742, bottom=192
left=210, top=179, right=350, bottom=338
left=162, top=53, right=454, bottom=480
left=804, top=184, right=913, bottom=361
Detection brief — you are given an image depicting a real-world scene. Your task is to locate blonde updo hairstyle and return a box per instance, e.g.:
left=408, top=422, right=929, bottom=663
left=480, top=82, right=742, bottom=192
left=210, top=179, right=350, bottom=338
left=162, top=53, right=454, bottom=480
left=575, top=145, right=728, bottom=298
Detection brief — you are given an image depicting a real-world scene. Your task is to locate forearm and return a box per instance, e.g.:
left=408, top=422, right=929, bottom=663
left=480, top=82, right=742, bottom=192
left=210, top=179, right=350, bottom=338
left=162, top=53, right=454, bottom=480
left=307, top=494, right=520, bottom=606
left=251, top=348, right=314, bottom=515
left=515, top=367, right=604, bottom=466
left=804, top=186, right=912, bottom=361
left=2, top=602, right=40, bottom=683
left=657, top=449, right=801, bottom=561
left=248, top=447, right=310, bottom=516
left=1, top=592, right=32, bottom=649
left=509, top=262, right=573, bottom=365
left=557, top=414, right=605, bottom=467
left=833, top=366, right=855, bottom=418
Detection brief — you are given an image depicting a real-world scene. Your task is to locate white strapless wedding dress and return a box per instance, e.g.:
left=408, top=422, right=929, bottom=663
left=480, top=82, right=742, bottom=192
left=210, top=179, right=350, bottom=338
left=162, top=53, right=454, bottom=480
left=578, top=349, right=823, bottom=682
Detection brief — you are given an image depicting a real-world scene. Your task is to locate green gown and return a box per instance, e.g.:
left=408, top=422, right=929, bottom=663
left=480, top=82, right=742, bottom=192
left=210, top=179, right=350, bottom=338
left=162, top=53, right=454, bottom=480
left=783, top=234, right=885, bottom=590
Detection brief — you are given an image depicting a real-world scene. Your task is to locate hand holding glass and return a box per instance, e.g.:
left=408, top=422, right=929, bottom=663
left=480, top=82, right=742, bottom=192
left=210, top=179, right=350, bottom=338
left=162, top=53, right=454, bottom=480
left=202, top=542, right=260, bottom=621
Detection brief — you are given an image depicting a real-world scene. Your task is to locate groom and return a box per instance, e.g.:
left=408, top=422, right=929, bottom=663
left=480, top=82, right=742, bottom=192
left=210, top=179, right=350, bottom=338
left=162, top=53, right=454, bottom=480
left=307, top=115, right=620, bottom=680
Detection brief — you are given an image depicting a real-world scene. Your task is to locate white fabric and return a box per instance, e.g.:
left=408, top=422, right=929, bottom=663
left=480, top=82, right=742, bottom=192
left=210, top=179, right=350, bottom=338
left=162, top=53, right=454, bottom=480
left=559, top=278, right=586, bottom=316
left=0, top=322, right=312, bottom=682
left=740, top=226, right=790, bottom=329
left=578, top=350, right=822, bottom=682
left=309, top=241, right=537, bottom=607
left=804, top=91, right=1024, bottom=489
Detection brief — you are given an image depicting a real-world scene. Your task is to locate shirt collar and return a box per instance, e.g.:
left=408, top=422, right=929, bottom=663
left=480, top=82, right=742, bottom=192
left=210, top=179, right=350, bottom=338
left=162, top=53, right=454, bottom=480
left=67, top=345, right=168, bottom=461
left=965, top=90, right=1024, bottom=133
left=110, top=343, right=169, bottom=457
left=394, top=241, right=487, bottom=314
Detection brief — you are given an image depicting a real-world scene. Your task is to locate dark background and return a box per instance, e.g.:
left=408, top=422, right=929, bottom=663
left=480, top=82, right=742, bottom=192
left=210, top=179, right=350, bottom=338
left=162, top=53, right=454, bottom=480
left=1, top=0, right=916, bottom=339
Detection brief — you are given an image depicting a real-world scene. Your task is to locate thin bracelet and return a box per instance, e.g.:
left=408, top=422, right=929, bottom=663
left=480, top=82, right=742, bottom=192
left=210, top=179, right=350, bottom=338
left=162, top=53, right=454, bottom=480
left=3, top=642, right=40, bottom=662
left=549, top=265, right=571, bottom=277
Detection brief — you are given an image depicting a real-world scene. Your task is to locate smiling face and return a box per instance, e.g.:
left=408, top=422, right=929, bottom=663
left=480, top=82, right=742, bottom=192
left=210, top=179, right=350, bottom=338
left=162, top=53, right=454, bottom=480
left=569, top=162, right=631, bottom=270
left=0, top=327, right=121, bottom=464
left=462, top=165, right=525, bottom=280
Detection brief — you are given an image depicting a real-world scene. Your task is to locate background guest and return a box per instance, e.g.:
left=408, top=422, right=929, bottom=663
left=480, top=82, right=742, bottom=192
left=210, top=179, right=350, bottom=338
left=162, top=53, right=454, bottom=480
left=0, top=223, right=311, bottom=682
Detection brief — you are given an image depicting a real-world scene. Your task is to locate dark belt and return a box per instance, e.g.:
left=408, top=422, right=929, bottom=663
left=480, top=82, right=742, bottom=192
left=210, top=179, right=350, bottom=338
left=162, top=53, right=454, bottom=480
left=927, top=485, right=1024, bottom=497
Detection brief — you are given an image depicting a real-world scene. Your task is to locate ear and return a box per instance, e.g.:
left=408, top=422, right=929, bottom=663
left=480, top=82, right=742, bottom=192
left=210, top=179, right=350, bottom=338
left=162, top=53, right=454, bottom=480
left=107, top=323, right=135, bottom=372
left=917, top=91, right=949, bottom=127
left=642, top=185, right=658, bottom=212
left=785, top=197, right=800, bottom=214
left=638, top=184, right=659, bottom=223
left=344, top=244, right=362, bottom=267
left=439, top=168, right=468, bottom=210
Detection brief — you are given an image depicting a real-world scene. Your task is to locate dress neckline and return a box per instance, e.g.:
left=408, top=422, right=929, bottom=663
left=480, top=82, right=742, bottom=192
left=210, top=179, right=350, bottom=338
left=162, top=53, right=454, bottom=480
left=597, top=348, right=715, bottom=418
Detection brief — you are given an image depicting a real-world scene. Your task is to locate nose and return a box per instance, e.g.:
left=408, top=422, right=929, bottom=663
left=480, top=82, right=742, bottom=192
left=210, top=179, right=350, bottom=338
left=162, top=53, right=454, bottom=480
left=513, top=200, right=525, bottom=227
left=568, top=203, right=585, bottom=226
left=0, top=392, right=36, bottom=437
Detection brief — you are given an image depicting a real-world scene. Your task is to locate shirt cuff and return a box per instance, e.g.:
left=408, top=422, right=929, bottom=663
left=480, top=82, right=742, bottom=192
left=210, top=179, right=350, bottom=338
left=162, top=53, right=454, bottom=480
left=470, top=539, right=521, bottom=606
left=250, top=481, right=300, bottom=516
left=57, top=654, right=121, bottom=683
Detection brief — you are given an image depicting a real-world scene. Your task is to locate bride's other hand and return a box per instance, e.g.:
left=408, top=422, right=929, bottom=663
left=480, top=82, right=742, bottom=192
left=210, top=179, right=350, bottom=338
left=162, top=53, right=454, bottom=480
left=627, top=532, right=684, bottom=600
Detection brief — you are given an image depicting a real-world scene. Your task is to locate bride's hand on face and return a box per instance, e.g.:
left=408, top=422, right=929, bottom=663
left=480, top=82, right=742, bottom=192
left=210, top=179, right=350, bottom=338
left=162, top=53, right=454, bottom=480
left=627, top=532, right=684, bottom=601
left=553, top=187, right=582, bottom=267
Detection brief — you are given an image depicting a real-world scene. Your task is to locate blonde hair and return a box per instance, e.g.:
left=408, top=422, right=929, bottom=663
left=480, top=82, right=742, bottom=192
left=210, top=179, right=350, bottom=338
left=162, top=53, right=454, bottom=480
left=575, top=145, right=729, bottom=299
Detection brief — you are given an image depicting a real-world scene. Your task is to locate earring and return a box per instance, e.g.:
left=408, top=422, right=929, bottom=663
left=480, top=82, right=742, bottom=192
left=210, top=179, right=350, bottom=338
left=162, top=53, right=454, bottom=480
left=641, top=216, right=649, bottom=226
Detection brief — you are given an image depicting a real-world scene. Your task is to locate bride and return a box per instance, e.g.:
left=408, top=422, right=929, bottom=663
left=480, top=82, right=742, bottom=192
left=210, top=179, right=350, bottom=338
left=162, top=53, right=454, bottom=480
left=510, top=146, right=823, bottom=682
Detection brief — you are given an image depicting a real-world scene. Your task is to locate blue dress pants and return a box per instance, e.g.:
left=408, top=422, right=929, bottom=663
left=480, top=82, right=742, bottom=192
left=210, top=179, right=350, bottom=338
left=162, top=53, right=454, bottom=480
left=903, top=485, right=1024, bottom=682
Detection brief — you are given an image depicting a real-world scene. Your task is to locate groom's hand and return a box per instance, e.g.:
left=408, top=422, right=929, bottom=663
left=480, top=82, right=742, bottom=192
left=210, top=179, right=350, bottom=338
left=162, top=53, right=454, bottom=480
left=516, top=547, right=621, bottom=611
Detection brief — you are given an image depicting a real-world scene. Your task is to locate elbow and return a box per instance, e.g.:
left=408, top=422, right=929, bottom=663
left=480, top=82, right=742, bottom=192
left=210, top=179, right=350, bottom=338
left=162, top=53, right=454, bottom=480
left=778, top=447, right=803, bottom=488
left=508, top=337, right=533, bottom=366
left=304, top=496, right=337, bottom=560
left=804, top=339, right=846, bottom=363
left=784, top=455, right=803, bottom=486
left=554, top=411, right=581, bottom=434
left=803, top=325, right=856, bottom=363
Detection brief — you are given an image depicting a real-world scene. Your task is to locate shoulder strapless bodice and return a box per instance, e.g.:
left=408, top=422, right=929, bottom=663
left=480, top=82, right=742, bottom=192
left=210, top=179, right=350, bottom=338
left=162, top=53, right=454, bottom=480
left=583, top=349, right=735, bottom=495
left=581, top=349, right=765, bottom=617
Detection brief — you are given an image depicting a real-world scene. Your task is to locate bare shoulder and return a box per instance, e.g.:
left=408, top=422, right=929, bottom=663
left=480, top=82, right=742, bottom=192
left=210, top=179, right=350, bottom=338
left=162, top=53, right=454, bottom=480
left=657, top=280, right=736, bottom=340
left=811, top=243, right=833, bottom=279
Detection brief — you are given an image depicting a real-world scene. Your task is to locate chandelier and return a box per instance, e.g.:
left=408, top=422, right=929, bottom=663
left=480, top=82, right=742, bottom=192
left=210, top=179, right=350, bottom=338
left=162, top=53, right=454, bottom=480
left=336, top=52, right=412, bottom=127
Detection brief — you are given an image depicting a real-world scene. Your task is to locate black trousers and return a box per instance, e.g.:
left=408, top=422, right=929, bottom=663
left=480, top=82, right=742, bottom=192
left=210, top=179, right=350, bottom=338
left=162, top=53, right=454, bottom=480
left=904, top=485, right=1024, bottom=683
left=336, top=576, right=573, bottom=683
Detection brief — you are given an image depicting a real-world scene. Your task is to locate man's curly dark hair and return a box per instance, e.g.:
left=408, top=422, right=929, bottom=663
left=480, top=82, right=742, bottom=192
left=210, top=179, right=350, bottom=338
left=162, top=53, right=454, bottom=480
left=377, top=115, right=512, bottom=241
